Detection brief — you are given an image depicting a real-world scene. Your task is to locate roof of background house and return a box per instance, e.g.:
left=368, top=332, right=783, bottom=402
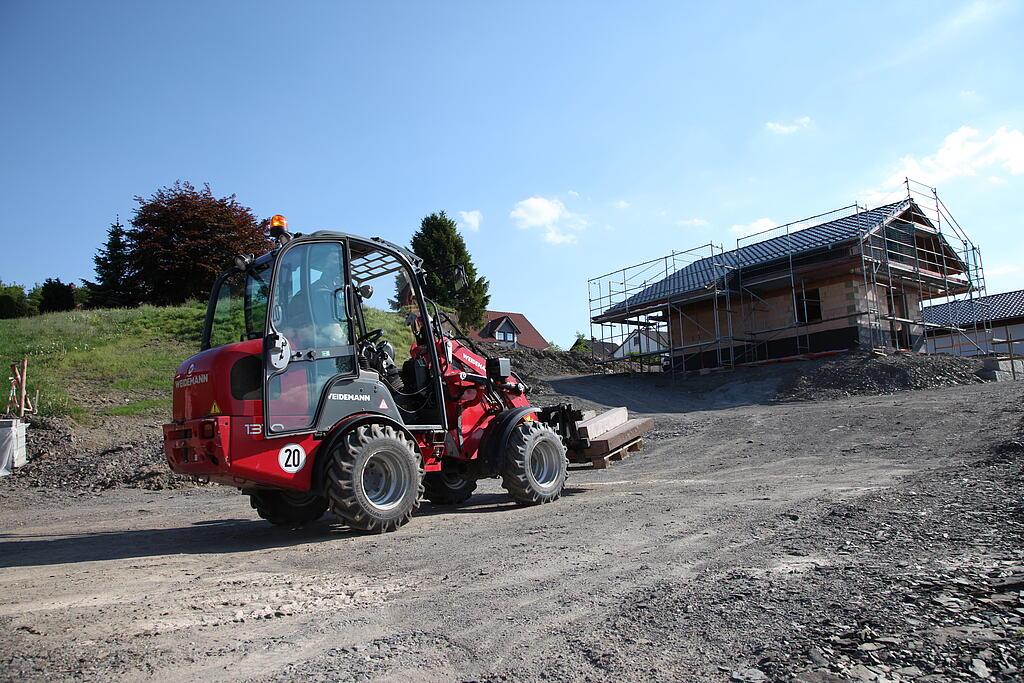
left=596, top=199, right=935, bottom=321
left=570, top=337, right=618, bottom=358
left=471, top=310, right=550, bottom=350
left=590, top=339, right=619, bottom=358
left=922, top=289, right=1024, bottom=328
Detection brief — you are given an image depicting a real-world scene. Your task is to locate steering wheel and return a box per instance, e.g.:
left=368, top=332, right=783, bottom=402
left=358, top=328, right=385, bottom=346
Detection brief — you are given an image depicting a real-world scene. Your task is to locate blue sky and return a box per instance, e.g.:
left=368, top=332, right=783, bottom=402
left=2, top=1, right=1022, bottom=346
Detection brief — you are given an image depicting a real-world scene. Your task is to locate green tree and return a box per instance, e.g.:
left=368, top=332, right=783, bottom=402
left=25, top=283, right=42, bottom=315
left=84, top=218, right=135, bottom=308
left=389, top=270, right=411, bottom=312
left=0, top=282, right=29, bottom=319
left=127, top=181, right=270, bottom=305
left=73, top=286, right=91, bottom=308
left=409, top=211, right=490, bottom=328
left=38, top=278, right=76, bottom=313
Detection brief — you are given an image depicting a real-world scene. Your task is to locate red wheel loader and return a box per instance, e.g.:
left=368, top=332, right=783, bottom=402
left=162, top=215, right=647, bottom=533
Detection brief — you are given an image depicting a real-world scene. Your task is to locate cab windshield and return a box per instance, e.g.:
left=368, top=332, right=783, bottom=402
left=204, top=263, right=271, bottom=349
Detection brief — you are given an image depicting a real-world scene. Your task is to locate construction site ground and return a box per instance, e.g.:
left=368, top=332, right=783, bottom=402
left=1, top=356, right=1022, bottom=682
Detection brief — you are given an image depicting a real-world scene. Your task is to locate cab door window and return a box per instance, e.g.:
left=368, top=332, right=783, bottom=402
left=208, top=271, right=247, bottom=348
left=266, top=242, right=355, bottom=434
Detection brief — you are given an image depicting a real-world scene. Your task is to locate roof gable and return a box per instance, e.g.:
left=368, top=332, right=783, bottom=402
left=470, top=310, right=549, bottom=349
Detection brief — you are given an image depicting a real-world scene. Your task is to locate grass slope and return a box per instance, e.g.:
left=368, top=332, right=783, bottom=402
left=0, top=304, right=413, bottom=421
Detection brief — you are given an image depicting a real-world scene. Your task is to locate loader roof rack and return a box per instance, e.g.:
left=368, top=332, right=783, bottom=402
left=306, top=230, right=423, bottom=284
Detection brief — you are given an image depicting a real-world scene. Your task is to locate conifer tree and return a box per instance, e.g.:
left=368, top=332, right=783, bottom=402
left=408, top=211, right=490, bottom=328
left=84, top=218, right=135, bottom=308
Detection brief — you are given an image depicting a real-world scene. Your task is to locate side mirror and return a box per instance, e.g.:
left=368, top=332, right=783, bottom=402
left=265, top=332, right=291, bottom=372
left=358, top=284, right=374, bottom=299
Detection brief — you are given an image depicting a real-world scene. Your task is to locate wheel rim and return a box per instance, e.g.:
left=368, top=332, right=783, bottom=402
left=530, top=438, right=562, bottom=487
left=362, top=448, right=410, bottom=511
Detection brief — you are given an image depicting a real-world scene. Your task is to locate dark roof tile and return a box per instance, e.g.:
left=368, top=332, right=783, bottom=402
left=922, top=289, right=1024, bottom=327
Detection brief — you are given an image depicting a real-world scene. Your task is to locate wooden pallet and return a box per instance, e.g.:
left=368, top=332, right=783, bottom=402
left=565, top=405, right=651, bottom=471
left=571, top=436, right=644, bottom=469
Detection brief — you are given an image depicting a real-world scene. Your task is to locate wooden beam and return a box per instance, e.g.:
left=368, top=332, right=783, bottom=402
left=576, top=407, right=628, bottom=440
left=583, top=417, right=655, bottom=456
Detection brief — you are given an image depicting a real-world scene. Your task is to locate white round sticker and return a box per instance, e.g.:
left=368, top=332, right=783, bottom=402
left=278, top=443, right=307, bottom=474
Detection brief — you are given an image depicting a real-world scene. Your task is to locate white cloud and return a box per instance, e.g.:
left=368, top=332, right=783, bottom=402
left=509, top=196, right=587, bottom=245
left=612, top=199, right=631, bottom=209
left=567, top=190, right=580, bottom=198
left=457, top=209, right=482, bottom=232
left=730, top=217, right=777, bottom=237
left=960, top=89, right=978, bottom=100
left=765, top=116, right=813, bottom=135
left=863, top=126, right=1024, bottom=202
left=677, top=218, right=708, bottom=227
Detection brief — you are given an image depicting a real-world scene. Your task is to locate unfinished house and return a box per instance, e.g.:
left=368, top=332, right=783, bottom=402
left=589, top=181, right=988, bottom=373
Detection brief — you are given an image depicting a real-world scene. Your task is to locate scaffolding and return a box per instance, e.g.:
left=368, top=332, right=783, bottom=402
left=587, top=243, right=733, bottom=374
left=587, top=179, right=992, bottom=376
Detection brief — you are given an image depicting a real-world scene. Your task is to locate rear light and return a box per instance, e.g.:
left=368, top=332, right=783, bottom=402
left=199, top=420, right=216, bottom=439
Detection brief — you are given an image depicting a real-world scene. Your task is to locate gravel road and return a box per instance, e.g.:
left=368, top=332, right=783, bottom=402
left=1, top=379, right=1021, bottom=682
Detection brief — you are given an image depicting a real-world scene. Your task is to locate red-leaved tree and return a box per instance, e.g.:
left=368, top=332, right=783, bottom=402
left=128, top=181, right=271, bottom=305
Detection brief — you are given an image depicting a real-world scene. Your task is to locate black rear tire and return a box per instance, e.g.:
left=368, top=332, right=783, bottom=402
left=248, top=490, right=328, bottom=526
left=423, top=468, right=477, bottom=505
left=501, top=420, right=568, bottom=506
left=325, top=423, right=423, bottom=533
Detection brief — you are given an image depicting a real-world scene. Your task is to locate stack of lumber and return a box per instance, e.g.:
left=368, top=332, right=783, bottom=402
left=567, top=407, right=653, bottom=469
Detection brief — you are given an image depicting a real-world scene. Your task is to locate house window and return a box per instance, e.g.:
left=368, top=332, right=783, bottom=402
left=496, top=330, right=515, bottom=343
left=796, top=288, right=822, bottom=323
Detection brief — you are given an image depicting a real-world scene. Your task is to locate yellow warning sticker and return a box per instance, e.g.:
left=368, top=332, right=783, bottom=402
left=209, top=401, right=221, bottom=415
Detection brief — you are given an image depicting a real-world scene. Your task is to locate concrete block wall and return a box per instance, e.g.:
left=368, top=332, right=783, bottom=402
left=668, top=274, right=867, bottom=353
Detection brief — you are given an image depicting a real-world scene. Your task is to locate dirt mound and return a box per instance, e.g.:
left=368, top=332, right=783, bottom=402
left=4, top=416, right=189, bottom=492
left=475, top=342, right=618, bottom=378
left=779, top=352, right=985, bottom=400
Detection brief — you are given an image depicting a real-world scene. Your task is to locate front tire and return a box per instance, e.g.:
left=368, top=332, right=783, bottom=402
left=248, top=490, right=328, bottom=526
left=326, top=423, right=423, bottom=533
left=501, top=420, right=568, bottom=506
left=423, top=468, right=477, bottom=505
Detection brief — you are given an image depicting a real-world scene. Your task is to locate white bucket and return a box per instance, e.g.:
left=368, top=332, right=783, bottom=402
left=0, top=419, right=27, bottom=476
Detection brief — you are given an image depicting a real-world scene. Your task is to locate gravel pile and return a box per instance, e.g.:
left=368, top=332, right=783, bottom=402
left=781, top=352, right=985, bottom=401
left=6, top=416, right=188, bottom=492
